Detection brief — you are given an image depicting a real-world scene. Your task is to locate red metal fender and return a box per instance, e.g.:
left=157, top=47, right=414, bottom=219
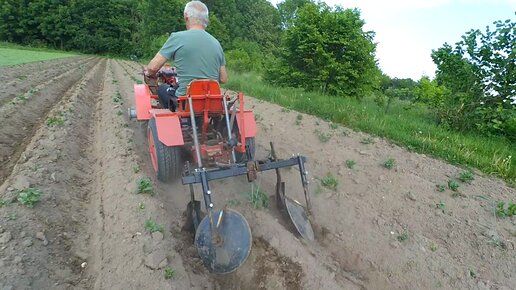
left=134, top=84, right=152, bottom=120
left=236, top=111, right=257, bottom=138
left=151, top=110, right=185, bottom=147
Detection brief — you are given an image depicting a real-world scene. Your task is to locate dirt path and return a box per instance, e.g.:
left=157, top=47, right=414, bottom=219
left=0, top=58, right=514, bottom=290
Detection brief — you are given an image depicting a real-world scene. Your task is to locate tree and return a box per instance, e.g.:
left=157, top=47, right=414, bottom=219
left=265, top=2, right=379, bottom=97
left=431, top=15, right=515, bottom=138
left=277, top=0, right=311, bottom=29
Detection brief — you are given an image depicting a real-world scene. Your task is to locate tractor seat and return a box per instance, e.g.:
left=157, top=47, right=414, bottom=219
left=178, top=79, right=224, bottom=113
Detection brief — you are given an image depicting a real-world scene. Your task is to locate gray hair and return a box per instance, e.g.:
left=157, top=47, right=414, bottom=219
left=184, top=1, right=209, bottom=28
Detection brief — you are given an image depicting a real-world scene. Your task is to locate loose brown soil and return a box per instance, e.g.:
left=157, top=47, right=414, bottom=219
left=0, top=58, right=514, bottom=290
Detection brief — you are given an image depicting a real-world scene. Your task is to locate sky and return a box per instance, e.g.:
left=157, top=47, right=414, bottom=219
left=268, top=0, right=516, bottom=80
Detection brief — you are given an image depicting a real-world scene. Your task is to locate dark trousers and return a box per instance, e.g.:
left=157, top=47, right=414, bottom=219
left=157, top=84, right=177, bottom=110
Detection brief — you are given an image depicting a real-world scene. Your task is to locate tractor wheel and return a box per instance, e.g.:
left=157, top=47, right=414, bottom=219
left=236, top=137, right=255, bottom=162
left=147, top=118, right=183, bottom=182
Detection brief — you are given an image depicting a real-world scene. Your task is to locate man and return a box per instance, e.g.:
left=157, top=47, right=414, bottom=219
left=144, top=1, right=228, bottom=110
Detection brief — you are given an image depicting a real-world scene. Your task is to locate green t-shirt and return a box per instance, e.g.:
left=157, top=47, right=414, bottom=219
left=159, top=29, right=226, bottom=96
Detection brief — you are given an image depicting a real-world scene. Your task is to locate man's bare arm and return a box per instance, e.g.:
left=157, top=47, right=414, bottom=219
left=145, top=52, right=168, bottom=76
left=219, top=66, right=228, bottom=83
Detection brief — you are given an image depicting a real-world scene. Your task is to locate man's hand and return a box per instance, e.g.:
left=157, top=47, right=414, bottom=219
left=147, top=52, right=168, bottom=77
left=143, top=66, right=157, bottom=78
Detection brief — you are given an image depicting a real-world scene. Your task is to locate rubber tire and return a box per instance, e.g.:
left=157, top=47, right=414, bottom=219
left=236, top=137, right=256, bottom=162
left=147, top=118, right=183, bottom=182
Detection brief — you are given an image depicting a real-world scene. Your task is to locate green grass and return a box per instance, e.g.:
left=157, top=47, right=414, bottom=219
left=0, top=42, right=76, bottom=66
left=224, top=70, right=516, bottom=184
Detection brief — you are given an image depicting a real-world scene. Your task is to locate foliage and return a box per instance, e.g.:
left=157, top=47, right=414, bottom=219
left=345, top=160, right=356, bottom=169
left=447, top=180, right=460, bottom=191
left=18, top=188, right=42, bottom=208
left=137, top=178, right=153, bottom=194
left=144, top=219, right=164, bottom=233
left=320, top=173, right=338, bottom=190
left=458, top=170, right=474, bottom=183
left=225, top=40, right=264, bottom=72
left=314, top=129, right=332, bottom=143
left=495, top=201, right=516, bottom=218
left=383, top=158, right=396, bottom=170
left=164, top=267, right=175, bottom=279
left=246, top=184, right=269, bottom=209
left=265, top=2, right=379, bottom=97
left=277, top=0, right=311, bottom=29
left=431, top=17, right=516, bottom=139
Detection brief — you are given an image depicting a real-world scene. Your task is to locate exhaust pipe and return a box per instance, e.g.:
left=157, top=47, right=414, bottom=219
left=128, top=108, right=137, bottom=120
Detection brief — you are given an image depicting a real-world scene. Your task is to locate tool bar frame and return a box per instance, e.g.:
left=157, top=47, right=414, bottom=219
left=182, top=156, right=307, bottom=185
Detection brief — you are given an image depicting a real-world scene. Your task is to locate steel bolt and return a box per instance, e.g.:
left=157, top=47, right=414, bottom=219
left=207, top=190, right=211, bottom=195
left=209, top=203, right=214, bottom=208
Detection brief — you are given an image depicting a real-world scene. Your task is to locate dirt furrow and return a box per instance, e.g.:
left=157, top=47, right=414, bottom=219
left=0, top=59, right=106, bottom=289
left=0, top=57, right=93, bottom=107
left=113, top=59, right=362, bottom=289
left=0, top=56, right=89, bottom=83
left=1, top=57, right=513, bottom=290
left=0, top=58, right=99, bottom=183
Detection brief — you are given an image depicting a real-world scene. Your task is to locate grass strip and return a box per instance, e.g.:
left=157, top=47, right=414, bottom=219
left=0, top=42, right=76, bottom=66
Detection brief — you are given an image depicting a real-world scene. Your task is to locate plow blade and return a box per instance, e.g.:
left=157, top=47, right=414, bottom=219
left=284, top=197, right=314, bottom=241
left=194, top=209, right=252, bottom=274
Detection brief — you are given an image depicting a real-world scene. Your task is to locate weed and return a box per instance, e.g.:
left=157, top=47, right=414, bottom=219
left=0, top=198, right=7, bottom=207
left=254, top=113, right=263, bottom=122
left=436, top=201, right=446, bottom=212
left=16, top=95, right=28, bottom=102
left=383, top=158, right=396, bottom=170
left=495, top=201, right=516, bottom=218
left=144, top=219, right=164, bottom=233
left=360, top=137, right=374, bottom=144
left=228, top=199, right=240, bottom=207
left=246, top=184, right=269, bottom=209
left=447, top=180, right=460, bottom=191
left=329, top=122, right=339, bottom=129
left=18, top=188, right=42, bottom=208
left=112, top=92, right=122, bottom=103
left=117, top=110, right=123, bottom=116
left=138, top=202, right=145, bottom=210
left=436, top=184, right=446, bottom=192
left=458, top=170, right=474, bottom=183
left=281, top=108, right=291, bottom=113
left=7, top=212, right=17, bottom=220
left=430, top=243, right=438, bottom=252
left=46, top=114, right=65, bottom=127
left=295, top=114, right=303, bottom=126
left=164, top=267, right=175, bottom=279
left=345, top=160, right=356, bottom=169
left=133, top=164, right=140, bottom=174
left=397, top=231, right=409, bottom=242
left=314, top=129, right=332, bottom=143
left=321, top=173, right=338, bottom=190
left=137, top=178, right=153, bottom=194
left=295, top=119, right=302, bottom=126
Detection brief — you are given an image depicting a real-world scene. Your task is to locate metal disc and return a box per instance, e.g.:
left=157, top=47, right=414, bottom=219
left=284, top=197, right=314, bottom=241
left=194, top=209, right=252, bottom=274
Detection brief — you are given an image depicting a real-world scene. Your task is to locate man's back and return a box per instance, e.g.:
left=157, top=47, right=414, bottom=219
left=159, top=29, right=225, bottom=96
